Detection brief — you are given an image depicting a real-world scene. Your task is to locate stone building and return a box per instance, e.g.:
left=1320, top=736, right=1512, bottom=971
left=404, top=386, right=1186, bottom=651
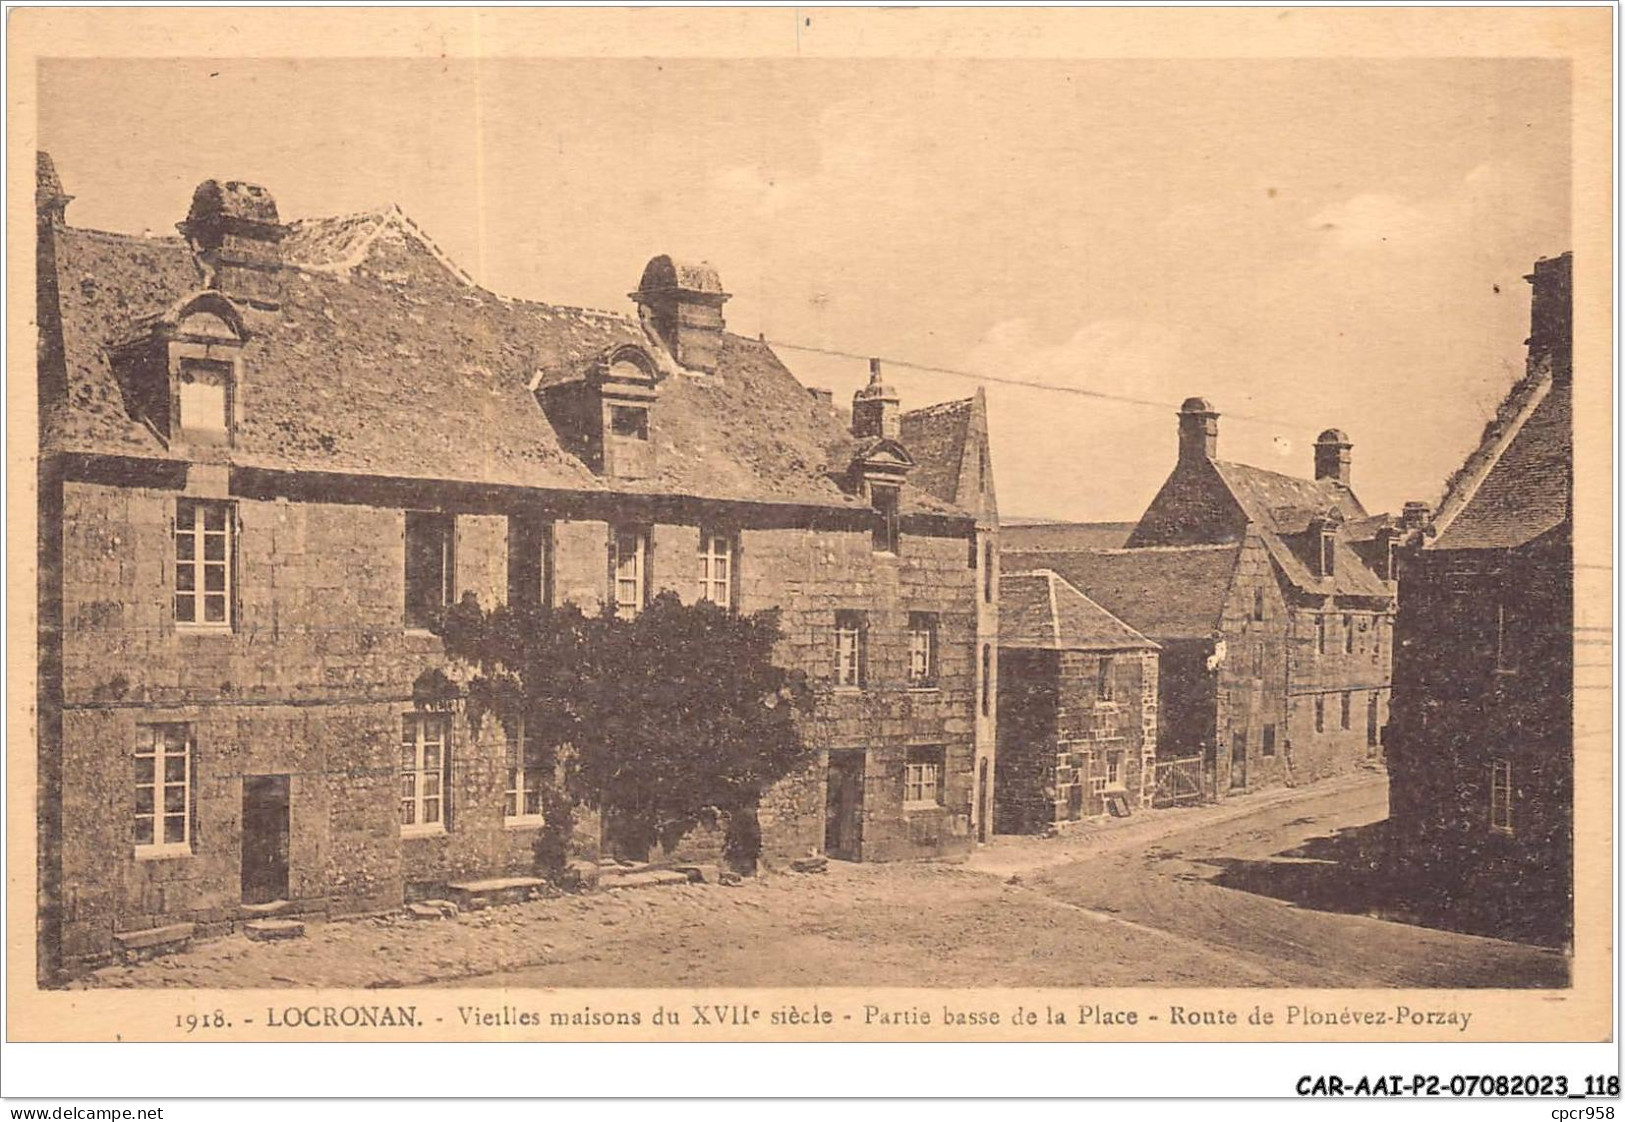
left=34, top=155, right=997, bottom=977
left=1385, top=252, right=1573, bottom=944
left=1007, top=401, right=1399, bottom=800
left=994, top=570, right=1158, bottom=833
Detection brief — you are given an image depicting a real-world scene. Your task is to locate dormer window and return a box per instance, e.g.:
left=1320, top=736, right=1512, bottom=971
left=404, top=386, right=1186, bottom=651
left=872, top=484, right=901, bottom=554
left=1320, top=530, right=1336, bottom=577
left=610, top=405, right=648, bottom=441
left=177, top=358, right=233, bottom=445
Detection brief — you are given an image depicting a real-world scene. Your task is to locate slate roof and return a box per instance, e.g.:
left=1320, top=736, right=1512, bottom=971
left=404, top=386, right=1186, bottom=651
left=1430, top=374, right=1570, bottom=551
left=1002, top=521, right=1137, bottom=551
left=41, top=198, right=970, bottom=517
left=1003, top=544, right=1241, bottom=641
left=899, top=397, right=971, bottom=506
left=1210, top=461, right=1391, bottom=600
left=1000, top=570, right=1157, bottom=652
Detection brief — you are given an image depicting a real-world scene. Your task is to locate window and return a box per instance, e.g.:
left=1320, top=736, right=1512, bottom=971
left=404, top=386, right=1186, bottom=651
left=1262, top=723, right=1277, bottom=757
left=1489, top=758, right=1513, bottom=834
left=903, top=746, right=944, bottom=807
left=1340, top=691, right=1352, bottom=730
left=983, top=540, right=996, bottom=603
left=400, top=714, right=449, bottom=834
left=134, top=724, right=193, bottom=854
left=872, top=484, right=900, bottom=554
left=834, top=611, right=866, bottom=688
left=609, top=405, right=648, bottom=440
left=1367, top=693, right=1380, bottom=750
left=176, top=358, right=232, bottom=445
left=1105, top=750, right=1124, bottom=788
left=981, top=643, right=993, bottom=716
left=1373, top=616, right=1383, bottom=660
left=405, top=511, right=455, bottom=630
left=174, top=499, right=233, bottom=628
left=1320, top=531, right=1336, bottom=576
left=1253, top=587, right=1266, bottom=621
left=1494, top=601, right=1515, bottom=671
left=1384, top=537, right=1398, bottom=581
left=698, top=531, right=733, bottom=607
left=507, top=515, right=551, bottom=607
left=1315, top=614, right=1327, bottom=656
left=504, top=720, right=545, bottom=824
left=611, top=526, right=648, bottom=619
left=967, top=535, right=978, bottom=569
left=907, top=612, right=938, bottom=687
left=1314, top=695, right=1325, bottom=733
left=1253, top=641, right=1265, bottom=680
left=1096, top=656, right=1116, bottom=703
left=1343, top=613, right=1355, bottom=654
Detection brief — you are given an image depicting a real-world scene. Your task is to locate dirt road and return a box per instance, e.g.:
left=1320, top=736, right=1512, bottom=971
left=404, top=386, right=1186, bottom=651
left=80, top=775, right=1566, bottom=989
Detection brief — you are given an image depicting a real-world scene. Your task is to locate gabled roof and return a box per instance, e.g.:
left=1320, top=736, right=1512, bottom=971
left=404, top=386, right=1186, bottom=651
left=1000, top=570, right=1157, bottom=652
left=40, top=198, right=970, bottom=517
left=1002, top=521, right=1137, bottom=551
left=898, top=386, right=995, bottom=523
left=1209, top=461, right=1390, bottom=600
left=1004, top=544, right=1241, bottom=641
left=1429, top=373, right=1570, bottom=551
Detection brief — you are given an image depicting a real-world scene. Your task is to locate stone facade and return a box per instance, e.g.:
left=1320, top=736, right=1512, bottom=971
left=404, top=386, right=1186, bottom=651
left=35, top=162, right=993, bottom=977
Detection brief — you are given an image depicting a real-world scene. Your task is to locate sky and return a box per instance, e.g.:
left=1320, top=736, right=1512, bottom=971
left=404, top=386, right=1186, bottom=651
left=39, top=57, right=1570, bottom=521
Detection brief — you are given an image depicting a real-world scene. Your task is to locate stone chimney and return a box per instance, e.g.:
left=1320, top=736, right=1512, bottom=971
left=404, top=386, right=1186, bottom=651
left=177, top=180, right=284, bottom=309
left=1526, top=251, right=1572, bottom=382
left=1401, top=501, right=1431, bottom=531
left=36, top=152, right=72, bottom=227
left=1178, top=397, right=1219, bottom=464
left=852, top=359, right=901, bottom=440
left=1314, top=428, right=1352, bottom=486
left=633, top=255, right=730, bottom=374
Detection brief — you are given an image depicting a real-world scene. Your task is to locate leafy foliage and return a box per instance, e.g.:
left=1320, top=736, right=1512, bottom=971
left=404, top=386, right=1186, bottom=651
left=439, top=590, right=813, bottom=873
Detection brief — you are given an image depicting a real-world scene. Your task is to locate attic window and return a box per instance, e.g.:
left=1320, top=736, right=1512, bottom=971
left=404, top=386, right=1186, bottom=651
left=610, top=405, right=648, bottom=441
left=1319, top=530, right=1336, bottom=577
left=872, top=484, right=901, bottom=554
left=177, top=358, right=233, bottom=445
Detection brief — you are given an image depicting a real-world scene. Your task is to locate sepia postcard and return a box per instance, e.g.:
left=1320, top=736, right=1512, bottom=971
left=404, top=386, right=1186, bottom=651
left=4, top=6, right=1614, bottom=1055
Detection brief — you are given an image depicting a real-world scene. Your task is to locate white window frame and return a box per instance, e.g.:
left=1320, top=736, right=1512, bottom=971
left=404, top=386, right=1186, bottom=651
left=175, top=498, right=233, bottom=630
left=834, top=612, right=863, bottom=689
left=907, top=612, right=937, bottom=687
left=400, top=713, right=449, bottom=836
left=698, top=531, right=733, bottom=607
left=1105, top=750, right=1125, bottom=789
left=176, top=357, right=233, bottom=445
left=134, top=723, right=194, bottom=858
left=1489, top=758, right=1514, bottom=834
left=613, top=526, right=647, bottom=620
left=504, top=719, right=546, bottom=827
left=903, top=749, right=943, bottom=808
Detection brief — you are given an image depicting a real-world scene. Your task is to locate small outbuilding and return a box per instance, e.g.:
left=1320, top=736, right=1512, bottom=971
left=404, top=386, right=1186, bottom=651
left=995, top=569, right=1159, bottom=833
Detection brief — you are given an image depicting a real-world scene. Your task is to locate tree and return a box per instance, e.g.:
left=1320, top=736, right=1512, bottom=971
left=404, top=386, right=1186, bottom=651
left=438, top=590, right=813, bottom=875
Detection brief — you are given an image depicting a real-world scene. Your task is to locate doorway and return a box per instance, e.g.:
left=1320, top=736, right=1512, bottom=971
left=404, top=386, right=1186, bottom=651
left=1229, top=732, right=1247, bottom=790
left=824, top=750, right=866, bottom=862
left=241, top=775, right=290, bottom=905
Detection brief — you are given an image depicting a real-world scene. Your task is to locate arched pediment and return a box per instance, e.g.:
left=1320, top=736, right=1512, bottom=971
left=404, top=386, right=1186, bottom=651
left=165, top=292, right=249, bottom=343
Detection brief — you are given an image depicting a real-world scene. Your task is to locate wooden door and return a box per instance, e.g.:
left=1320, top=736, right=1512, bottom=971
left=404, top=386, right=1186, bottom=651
left=824, top=750, right=865, bottom=861
left=241, top=775, right=290, bottom=905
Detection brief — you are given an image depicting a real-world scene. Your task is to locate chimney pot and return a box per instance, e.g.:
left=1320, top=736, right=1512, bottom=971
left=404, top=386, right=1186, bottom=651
left=1177, top=396, right=1219, bottom=463
left=178, top=179, right=284, bottom=309
left=632, top=255, right=730, bottom=373
left=1314, top=428, right=1352, bottom=486
left=852, top=358, right=901, bottom=440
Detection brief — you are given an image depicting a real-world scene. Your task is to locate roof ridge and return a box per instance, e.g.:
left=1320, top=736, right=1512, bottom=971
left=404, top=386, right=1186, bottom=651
left=1007, top=542, right=1240, bottom=556
left=901, top=397, right=973, bottom=419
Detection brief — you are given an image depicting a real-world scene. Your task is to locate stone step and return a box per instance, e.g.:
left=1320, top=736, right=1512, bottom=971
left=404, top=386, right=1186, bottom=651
left=445, top=876, right=546, bottom=910
left=243, top=918, right=306, bottom=941
left=601, top=869, right=691, bottom=891
left=112, top=922, right=195, bottom=963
